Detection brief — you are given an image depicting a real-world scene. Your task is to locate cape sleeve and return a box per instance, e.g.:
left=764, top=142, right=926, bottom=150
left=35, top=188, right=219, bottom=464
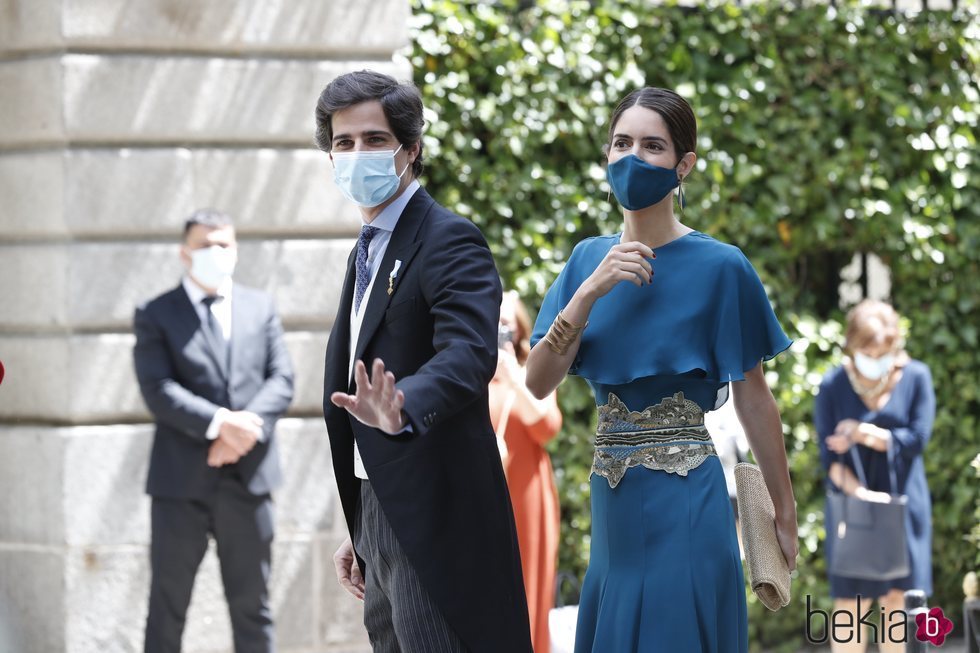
left=709, top=248, right=792, bottom=382
left=530, top=239, right=593, bottom=375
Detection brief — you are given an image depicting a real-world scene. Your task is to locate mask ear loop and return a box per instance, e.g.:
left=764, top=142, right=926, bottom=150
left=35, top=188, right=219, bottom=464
left=394, top=143, right=411, bottom=178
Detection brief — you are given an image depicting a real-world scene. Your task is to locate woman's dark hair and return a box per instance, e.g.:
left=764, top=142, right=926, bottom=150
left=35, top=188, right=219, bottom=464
left=605, top=87, right=697, bottom=162
left=314, top=70, right=425, bottom=178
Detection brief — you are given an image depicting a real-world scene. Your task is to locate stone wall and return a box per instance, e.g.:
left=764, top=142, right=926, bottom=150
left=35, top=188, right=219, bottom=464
left=0, top=1, right=410, bottom=650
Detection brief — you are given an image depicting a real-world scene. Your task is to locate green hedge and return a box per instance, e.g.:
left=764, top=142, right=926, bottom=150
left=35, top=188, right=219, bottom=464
left=409, top=1, right=979, bottom=648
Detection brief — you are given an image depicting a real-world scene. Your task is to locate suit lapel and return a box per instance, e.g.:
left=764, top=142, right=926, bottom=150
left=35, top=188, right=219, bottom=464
left=351, top=190, right=431, bottom=370
left=228, top=285, right=248, bottom=384
left=173, top=285, right=229, bottom=383
left=171, top=284, right=201, bottom=334
left=324, top=246, right=358, bottom=395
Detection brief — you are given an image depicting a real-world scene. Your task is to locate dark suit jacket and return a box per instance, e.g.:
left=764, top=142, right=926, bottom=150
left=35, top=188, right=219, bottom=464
left=134, top=283, right=294, bottom=499
left=323, top=187, right=532, bottom=653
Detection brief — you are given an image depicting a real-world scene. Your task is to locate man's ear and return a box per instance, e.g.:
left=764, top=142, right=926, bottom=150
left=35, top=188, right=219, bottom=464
left=407, top=141, right=421, bottom=164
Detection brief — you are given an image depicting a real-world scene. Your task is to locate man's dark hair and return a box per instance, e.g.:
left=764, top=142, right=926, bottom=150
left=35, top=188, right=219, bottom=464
left=314, top=70, right=425, bottom=178
left=183, top=208, right=233, bottom=241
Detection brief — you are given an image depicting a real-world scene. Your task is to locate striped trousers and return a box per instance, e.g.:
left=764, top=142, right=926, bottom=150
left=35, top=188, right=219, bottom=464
left=355, top=481, right=467, bottom=653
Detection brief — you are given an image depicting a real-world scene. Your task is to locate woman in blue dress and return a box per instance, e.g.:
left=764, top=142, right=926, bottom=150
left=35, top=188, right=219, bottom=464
left=525, top=87, right=799, bottom=652
left=815, top=299, right=935, bottom=653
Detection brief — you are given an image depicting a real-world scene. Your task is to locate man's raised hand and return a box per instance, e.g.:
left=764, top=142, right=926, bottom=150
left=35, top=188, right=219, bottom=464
left=331, top=359, right=407, bottom=434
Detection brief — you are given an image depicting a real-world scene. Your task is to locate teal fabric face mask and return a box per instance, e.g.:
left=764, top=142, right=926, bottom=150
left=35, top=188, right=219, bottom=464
left=606, top=154, right=680, bottom=211
left=332, top=145, right=409, bottom=207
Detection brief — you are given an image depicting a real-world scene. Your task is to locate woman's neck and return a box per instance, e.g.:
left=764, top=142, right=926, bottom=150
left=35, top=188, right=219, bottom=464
left=621, top=201, right=691, bottom=249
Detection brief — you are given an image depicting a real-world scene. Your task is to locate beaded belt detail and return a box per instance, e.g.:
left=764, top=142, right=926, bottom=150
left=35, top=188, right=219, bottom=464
left=593, top=392, right=717, bottom=488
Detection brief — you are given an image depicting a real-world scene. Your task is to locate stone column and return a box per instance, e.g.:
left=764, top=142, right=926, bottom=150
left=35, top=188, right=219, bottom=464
left=0, top=2, right=409, bottom=650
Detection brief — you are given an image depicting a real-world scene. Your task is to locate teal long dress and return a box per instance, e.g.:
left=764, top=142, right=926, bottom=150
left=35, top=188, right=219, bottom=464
left=531, top=231, right=791, bottom=653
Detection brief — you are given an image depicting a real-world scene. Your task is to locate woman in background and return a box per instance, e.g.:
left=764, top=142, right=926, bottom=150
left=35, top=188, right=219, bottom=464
left=491, top=290, right=562, bottom=653
left=816, top=299, right=935, bottom=653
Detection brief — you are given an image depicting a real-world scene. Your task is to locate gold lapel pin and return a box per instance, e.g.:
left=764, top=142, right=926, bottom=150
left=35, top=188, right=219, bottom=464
left=388, top=259, right=402, bottom=296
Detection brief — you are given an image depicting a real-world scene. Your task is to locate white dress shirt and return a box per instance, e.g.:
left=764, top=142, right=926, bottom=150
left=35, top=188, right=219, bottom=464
left=183, top=275, right=233, bottom=340
left=181, top=276, right=263, bottom=442
left=350, top=180, right=420, bottom=479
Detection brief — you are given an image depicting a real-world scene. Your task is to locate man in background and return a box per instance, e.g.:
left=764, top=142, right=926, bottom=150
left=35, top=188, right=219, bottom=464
left=133, top=208, right=294, bottom=653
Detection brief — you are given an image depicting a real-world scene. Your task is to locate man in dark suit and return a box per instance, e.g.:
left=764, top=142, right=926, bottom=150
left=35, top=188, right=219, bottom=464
left=133, top=209, right=294, bottom=653
left=317, top=71, right=532, bottom=653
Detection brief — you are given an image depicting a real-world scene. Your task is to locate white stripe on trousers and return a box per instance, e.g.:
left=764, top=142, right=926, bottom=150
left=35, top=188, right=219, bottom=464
left=355, top=481, right=467, bottom=653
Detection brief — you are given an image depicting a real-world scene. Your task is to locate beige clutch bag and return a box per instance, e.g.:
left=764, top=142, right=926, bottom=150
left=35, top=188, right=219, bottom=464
left=734, top=462, right=791, bottom=611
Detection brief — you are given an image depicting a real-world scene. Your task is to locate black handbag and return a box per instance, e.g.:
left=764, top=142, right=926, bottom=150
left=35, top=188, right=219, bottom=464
left=826, top=445, right=910, bottom=581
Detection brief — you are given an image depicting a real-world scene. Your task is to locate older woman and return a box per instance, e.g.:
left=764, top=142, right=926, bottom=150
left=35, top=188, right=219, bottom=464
left=815, top=299, right=935, bottom=653
left=525, top=87, right=798, bottom=653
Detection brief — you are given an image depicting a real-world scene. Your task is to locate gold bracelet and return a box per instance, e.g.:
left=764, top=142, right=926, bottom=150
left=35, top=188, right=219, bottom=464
left=544, top=310, right=588, bottom=355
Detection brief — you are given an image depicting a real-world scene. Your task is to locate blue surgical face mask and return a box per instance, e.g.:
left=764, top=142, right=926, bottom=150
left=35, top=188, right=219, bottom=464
left=332, top=145, right=409, bottom=207
left=606, top=154, right=680, bottom=211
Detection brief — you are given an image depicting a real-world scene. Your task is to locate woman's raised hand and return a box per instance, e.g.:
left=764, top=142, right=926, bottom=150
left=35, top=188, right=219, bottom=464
left=584, top=241, right=655, bottom=299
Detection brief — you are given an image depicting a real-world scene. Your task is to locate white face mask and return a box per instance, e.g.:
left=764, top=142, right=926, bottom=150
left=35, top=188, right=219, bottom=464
left=332, top=145, right=409, bottom=207
left=853, top=352, right=895, bottom=380
left=189, top=245, right=236, bottom=289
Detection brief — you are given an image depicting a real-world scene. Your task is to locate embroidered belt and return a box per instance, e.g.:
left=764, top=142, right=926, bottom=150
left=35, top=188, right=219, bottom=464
left=593, top=392, right=716, bottom=488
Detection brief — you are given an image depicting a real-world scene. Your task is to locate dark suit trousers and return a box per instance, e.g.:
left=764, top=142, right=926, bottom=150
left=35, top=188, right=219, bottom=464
left=145, top=471, right=275, bottom=653
left=355, top=481, right=466, bottom=653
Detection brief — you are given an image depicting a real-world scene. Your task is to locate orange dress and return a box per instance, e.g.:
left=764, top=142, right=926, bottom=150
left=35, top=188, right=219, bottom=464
left=490, top=377, right=562, bottom=653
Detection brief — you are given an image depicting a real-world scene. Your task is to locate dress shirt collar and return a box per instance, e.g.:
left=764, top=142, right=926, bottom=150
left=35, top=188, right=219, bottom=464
left=182, top=275, right=232, bottom=305
left=363, top=180, right=420, bottom=232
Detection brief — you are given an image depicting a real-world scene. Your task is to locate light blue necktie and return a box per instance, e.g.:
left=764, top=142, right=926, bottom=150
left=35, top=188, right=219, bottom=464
left=354, top=225, right=380, bottom=313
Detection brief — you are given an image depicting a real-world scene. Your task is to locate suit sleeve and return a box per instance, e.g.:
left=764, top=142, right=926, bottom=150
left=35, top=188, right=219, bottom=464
left=243, top=302, right=295, bottom=440
left=396, top=219, right=502, bottom=437
left=133, top=304, right=220, bottom=441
